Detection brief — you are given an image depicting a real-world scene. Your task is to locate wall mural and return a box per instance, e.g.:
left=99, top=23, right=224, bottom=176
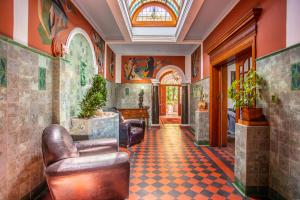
left=30, top=0, right=106, bottom=76
left=106, top=45, right=116, bottom=82
left=191, top=45, right=201, bottom=83
left=92, top=31, right=105, bottom=74
left=38, top=67, right=46, bottom=90
left=37, top=0, right=74, bottom=45
left=122, top=56, right=185, bottom=83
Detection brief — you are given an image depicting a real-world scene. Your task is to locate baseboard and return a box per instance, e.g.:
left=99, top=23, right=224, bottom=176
left=194, top=140, right=209, bottom=146
left=234, top=177, right=287, bottom=200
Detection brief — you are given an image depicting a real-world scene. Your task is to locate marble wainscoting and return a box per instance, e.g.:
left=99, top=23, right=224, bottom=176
left=190, top=78, right=209, bottom=131
left=0, top=37, right=53, bottom=200
left=257, top=43, right=300, bottom=200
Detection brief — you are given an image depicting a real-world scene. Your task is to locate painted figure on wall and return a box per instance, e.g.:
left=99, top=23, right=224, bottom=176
left=109, top=52, right=115, bottom=78
left=124, top=57, right=156, bottom=80
left=91, top=31, right=105, bottom=74
left=37, top=0, right=74, bottom=45
left=191, top=46, right=200, bottom=78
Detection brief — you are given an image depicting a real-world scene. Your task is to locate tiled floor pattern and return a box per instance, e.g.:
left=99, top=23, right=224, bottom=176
left=127, top=125, right=243, bottom=200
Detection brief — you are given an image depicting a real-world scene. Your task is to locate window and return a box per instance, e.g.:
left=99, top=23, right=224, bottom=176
left=125, top=0, right=184, bottom=27
left=136, top=6, right=172, bottom=22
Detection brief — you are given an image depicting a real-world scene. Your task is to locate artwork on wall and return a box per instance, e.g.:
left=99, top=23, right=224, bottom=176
left=39, top=67, right=46, bottom=90
left=106, top=45, right=115, bottom=82
left=291, top=62, right=300, bottom=90
left=0, top=58, right=7, bottom=87
left=37, top=0, right=75, bottom=45
left=191, top=45, right=201, bottom=83
left=92, top=31, right=105, bottom=74
left=122, top=56, right=185, bottom=83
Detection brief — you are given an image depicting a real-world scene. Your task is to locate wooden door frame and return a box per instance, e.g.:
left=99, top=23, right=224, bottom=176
left=208, top=8, right=261, bottom=147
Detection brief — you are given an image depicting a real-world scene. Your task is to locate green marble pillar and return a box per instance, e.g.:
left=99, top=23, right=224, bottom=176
left=181, top=83, right=189, bottom=124
left=152, top=82, right=159, bottom=125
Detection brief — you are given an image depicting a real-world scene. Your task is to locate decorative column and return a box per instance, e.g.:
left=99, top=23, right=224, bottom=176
left=151, top=80, right=160, bottom=125
left=181, top=83, right=189, bottom=124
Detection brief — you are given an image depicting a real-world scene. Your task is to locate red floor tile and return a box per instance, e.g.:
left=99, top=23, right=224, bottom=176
left=124, top=125, right=244, bottom=200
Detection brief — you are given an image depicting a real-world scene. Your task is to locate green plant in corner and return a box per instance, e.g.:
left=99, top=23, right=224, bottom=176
left=228, top=68, right=263, bottom=110
left=78, top=75, right=107, bottom=118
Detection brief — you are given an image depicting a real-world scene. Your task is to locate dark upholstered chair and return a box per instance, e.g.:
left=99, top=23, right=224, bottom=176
left=42, top=124, right=130, bottom=200
left=106, top=107, right=145, bottom=147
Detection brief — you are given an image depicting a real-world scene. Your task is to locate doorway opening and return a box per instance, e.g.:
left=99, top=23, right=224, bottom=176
left=159, top=71, right=182, bottom=124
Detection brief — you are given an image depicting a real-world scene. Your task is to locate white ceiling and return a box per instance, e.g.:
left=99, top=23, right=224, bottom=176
left=109, top=43, right=199, bottom=55
left=72, top=0, right=240, bottom=55
left=185, top=0, right=239, bottom=40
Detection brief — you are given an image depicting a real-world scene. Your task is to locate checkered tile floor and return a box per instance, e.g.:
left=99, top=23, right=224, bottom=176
left=126, top=125, right=243, bottom=200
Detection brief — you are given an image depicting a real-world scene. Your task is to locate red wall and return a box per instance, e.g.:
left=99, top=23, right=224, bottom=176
left=203, top=0, right=286, bottom=78
left=0, top=0, right=14, bottom=38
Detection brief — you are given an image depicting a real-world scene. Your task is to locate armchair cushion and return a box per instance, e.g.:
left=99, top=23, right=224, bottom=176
left=45, top=152, right=129, bottom=176
left=75, top=138, right=118, bottom=156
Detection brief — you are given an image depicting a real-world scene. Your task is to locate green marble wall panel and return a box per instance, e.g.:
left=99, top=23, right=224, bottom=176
left=38, top=67, right=46, bottom=90
left=0, top=57, right=7, bottom=87
left=291, top=62, right=300, bottom=90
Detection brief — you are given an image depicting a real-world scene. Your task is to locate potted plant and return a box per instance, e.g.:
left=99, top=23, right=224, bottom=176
left=228, top=69, right=264, bottom=121
left=78, top=75, right=107, bottom=118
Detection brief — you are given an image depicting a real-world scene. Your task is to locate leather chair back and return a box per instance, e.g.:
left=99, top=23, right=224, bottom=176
left=42, top=124, right=79, bottom=167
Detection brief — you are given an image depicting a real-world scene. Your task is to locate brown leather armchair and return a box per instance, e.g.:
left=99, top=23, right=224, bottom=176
left=106, top=107, right=145, bottom=147
left=42, top=124, right=130, bottom=200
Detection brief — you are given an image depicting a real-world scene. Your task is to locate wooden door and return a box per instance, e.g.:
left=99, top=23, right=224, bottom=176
left=159, top=85, right=166, bottom=116
left=210, top=64, right=228, bottom=147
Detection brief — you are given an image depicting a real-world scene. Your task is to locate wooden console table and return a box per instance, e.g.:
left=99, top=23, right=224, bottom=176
left=118, top=108, right=149, bottom=126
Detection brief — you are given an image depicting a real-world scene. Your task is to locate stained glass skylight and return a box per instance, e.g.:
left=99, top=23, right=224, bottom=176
left=125, top=0, right=184, bottom=27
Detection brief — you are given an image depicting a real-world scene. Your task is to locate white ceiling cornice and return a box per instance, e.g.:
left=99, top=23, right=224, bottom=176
left=202, top=0, right=240, bottom=40
left=176, top=0, right=204, bottom=42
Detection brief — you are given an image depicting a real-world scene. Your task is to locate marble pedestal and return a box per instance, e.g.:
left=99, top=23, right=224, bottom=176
left=70, top=112, right=119, bottom=145
left=234, top=123, right=270, bottom=197
left=194, top=110, right=209, bottom=145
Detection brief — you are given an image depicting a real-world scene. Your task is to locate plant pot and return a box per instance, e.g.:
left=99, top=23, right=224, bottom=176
left=242, top=107, right=263, bottom=121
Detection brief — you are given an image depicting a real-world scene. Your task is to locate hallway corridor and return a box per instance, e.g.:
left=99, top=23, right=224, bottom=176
left=127, top=125, right=242, bottom=200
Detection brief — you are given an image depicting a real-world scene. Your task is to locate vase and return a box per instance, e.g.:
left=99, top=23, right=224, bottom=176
left=198, top=100, right=207, bottom=111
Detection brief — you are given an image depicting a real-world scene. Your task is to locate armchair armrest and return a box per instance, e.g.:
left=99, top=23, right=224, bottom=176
left=119, top=122, right=131, bottom=147
left=45, top=152, right=129, bottom=176
left=124, top=119, right=145, bottom=129
left=74, top=138, right=118, bottom=155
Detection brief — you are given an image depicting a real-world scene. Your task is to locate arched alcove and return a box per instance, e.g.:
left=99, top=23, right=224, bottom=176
left=53, top=27, right=99, bottom=130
